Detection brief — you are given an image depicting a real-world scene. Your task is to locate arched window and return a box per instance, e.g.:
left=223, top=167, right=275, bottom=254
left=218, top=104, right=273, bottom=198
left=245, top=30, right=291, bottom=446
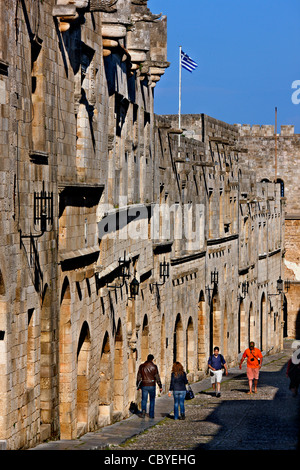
left=276, top=178, right=284, bottom=197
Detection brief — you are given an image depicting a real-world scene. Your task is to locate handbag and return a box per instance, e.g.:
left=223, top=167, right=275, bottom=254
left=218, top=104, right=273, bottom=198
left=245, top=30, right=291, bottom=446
left=185, top=384, right=194, bottom=400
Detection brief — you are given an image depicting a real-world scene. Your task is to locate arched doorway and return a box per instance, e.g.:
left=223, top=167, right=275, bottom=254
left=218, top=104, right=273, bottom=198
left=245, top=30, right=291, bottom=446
left=223, top=301, right=228, bottom=358
left=186, top=317, right=195, bottom=373
left=141, top=315, right=149, bottom=362
left=77, top=321, right=91, bottom=435
left=210, top=293, right=221, bottom=355
left=249, top=302, right=255, bottom=344
left=283, top=295, right=288, bottom=337
left=113, top=320, right=124, bottom=416
left=59, top=277, right=76, bottom=440
left=99, top=332, right=112, bottom=424
left=160, top=315, right=166, bottom=384
left=260, top=292, right=267, bottom=351
left=197, top=291, right=206, bottom=371
left=27, top=308, right=35, bottom=389
left=238, top=299, right=246, bottom=353
left=0, top=268, right=6, bottom=443
left=173, top=314, right=184, bottom=363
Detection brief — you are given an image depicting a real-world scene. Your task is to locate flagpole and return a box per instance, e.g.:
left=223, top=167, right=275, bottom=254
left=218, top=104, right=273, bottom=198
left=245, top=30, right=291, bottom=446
left=179, top=45, right=182, bottom=151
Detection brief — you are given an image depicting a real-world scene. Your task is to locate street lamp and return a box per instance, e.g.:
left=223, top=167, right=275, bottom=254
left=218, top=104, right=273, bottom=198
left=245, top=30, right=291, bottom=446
left=129, top=276, right=139, bottom=299
left=206, top=268, right=219, bottom=305
left=268, top=276, right=290, bottom=297
left=150, top=257, right=170, bottom=289
left=20, top=181, right=53, bottom=247
left=238, top=281, right=249, bottom=301
left=107, top=251, right=130, bottom=290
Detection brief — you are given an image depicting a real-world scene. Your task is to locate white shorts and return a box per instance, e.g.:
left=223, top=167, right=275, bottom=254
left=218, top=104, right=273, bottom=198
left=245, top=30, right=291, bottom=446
left=210, top=369, right=223, bottom=384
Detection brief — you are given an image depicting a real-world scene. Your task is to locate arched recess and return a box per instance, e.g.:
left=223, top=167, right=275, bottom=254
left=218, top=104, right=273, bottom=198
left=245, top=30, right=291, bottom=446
left=126, top=302, right=137, bottom=407
left=160, top=315, right=166, bottom=384
left=173, top=314, right=184, bottom=364
left=0, top=268, right=6, bottom=442
left=283, top=295, right=288, bottom=338
left=27, top=309, right=36, bottom=389
left=186, top=317, right=195, bottom=374
left=77, top=321, right=91, bottom=434
left=276, top=178, right=284, bottom=197
left=59, top=277, right=75, bottom=440
left=210, top=293, right=221, bottom=355
left=223, top=301, right=228, bottom=358
left=197, top=291, right=206, bottom=371
left=249, top=302, right=255, bottom=344
left=238, top=299, right=246, bottom=353
left=40, top=283, right=54, bottom=428
left=99, top=331, right=112, bottom=424
left=141, top=314, right=149, bottom=363
left=260, top=292, right=267, bottom=351
left=113, top=319, right=124, bottom=415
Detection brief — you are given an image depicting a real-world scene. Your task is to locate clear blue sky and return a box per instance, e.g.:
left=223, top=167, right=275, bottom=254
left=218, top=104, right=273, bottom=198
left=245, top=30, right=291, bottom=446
left=148, top=0, right=300, bottom=133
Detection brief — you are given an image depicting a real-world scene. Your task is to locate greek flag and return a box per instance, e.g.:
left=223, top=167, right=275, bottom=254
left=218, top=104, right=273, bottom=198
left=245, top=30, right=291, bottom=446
left=181, top=50, right=198, bottom=72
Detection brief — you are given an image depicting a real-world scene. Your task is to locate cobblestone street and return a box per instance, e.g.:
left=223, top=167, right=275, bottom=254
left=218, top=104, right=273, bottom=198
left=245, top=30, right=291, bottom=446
left=111, top=342, right=300, bottom=451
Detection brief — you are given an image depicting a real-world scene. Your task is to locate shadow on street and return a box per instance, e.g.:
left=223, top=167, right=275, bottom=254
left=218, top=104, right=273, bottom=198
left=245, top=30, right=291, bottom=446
left=194, top=361, right=300, bottom=451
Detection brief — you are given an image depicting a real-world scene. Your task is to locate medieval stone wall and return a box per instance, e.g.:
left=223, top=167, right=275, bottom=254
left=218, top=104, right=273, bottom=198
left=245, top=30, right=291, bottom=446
left=236, top=124, right=300, bottom=339
left=0, top=0, right=286, bottom=450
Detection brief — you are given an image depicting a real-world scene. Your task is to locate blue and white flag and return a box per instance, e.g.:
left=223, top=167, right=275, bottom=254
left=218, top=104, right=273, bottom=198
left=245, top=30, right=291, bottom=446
left=181, top=50, right=198, bottom=72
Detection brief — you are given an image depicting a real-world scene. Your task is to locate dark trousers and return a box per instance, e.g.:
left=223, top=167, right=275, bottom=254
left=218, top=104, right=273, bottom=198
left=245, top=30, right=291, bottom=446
left=141, top=386, right=156, bottom=418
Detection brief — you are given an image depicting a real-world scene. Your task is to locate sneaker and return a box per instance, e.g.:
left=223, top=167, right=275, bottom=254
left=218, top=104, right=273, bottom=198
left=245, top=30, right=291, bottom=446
left=138, top=411, right=146, bottom=418
left=216, top=392, right=221, bottom=397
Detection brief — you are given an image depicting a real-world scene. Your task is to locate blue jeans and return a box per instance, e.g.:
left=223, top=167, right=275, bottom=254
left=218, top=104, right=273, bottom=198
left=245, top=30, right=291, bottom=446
left=141, top=386, right=156, bottom=418
left=173, top=391, right=186, bottom=420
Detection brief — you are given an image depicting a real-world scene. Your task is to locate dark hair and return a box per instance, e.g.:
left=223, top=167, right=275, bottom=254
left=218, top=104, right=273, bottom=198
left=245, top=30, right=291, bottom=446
left=147, top=354, right=154, bottom=361
left=172, top=361, right=184, bottom=377
left=214, top=346, right=219, bottom=352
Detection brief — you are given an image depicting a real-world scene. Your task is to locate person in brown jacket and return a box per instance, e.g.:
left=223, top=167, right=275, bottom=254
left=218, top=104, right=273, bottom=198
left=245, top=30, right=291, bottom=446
left=136, top=354, right=162, bottom=418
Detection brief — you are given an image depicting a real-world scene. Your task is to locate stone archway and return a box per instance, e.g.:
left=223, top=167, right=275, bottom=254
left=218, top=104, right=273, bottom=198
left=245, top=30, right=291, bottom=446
left=186, top=317, right=195, bottom=374
left=173, top=314, right=184, bottom=364
left=223, top=301, right=228, bottom=358
left=59, top=277, right=76, bottom=440
left=260, top=292, right=267, bottom=351
left=249, top=302, right=255, bottom=344
left=0, top=268, right=7, bottom=442
left=113, top=320, right=124, bottom=417
left=239, top=299, right=246, bottom=353
left=76, top=321, right=91, bottom=436
left=210, top=293, right=221, bottom=355
left=141, top=315, right=149, bottom=363
left=197, top=291, right=206, bottom=371
left=160, top=315, right=166, bottom=384
left=99, top=331, right=112, bottom=425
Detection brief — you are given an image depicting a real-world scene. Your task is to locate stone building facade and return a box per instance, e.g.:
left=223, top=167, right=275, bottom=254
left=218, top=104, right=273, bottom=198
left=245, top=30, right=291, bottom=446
left=0, top=0, right=286, bottom=450
left=236, top=123, right=300, bottom=339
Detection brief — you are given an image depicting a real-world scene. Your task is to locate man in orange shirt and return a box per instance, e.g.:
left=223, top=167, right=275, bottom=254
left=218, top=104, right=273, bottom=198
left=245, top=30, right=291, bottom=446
left=239, top=341, right=263, bottom=394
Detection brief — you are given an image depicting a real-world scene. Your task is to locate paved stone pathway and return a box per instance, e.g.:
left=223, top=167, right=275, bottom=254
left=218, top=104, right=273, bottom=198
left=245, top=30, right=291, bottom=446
left=32, top=340, right=300, bottom=451
left=111, top=345, right=300, bottom=451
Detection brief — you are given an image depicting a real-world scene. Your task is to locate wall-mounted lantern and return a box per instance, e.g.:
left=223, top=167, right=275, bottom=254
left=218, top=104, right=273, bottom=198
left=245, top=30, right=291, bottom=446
left=129, top=276, right=139, bottom=299
left=20, top=181, right=53, bottom=247
left=107, top=250, right=130, bottom=290
left=238, top=280, right=249, bottom=301
left=211, top=267, right=218, bottom=286
left=150, top=257, right=170, bottom=290
left=268, top=276, right=290, bottom=297
left=206, top=268, right=219, bottom=305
